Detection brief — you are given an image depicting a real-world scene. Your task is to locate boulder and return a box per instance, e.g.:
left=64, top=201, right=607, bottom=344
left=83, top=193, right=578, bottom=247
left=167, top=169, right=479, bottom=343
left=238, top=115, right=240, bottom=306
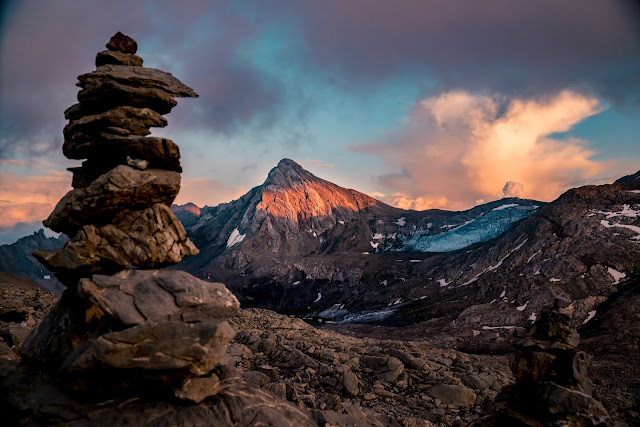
left=426, top=384, right=477, bottom=407
left=35, top=204, right=198, bottom=274
left=96, top=50, right=143, bottom=67
left=43, top=165, right=180, bottom=235
left=106, top=31, right=137, bottom=54
left=360, top=355, right=404, bottom=382
left=77, top=269, right=239, bottom=326
left=78, top=65, right=198, bottom=98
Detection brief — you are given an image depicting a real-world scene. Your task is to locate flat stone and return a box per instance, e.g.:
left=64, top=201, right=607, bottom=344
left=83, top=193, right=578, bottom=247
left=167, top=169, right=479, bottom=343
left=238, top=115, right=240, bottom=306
left=96, top=50, right=143, bottom=67
left=62, top=320, right=235, bottom=377
left=34, top=204, right=199, bottom=275
left=76, top=269, right=239, bottom=326
left=43, top=165, right=180, bottom=236
left=63, top=106, right=167, bottom=145
left=64, top=133, right=180, bottom=164
left=106, top=32, right=137, bottom=54
left=77, top=78, right=178, bottom=115
left=78, top=65, right=198, bottom=98
left=66, top=137, right=181, bottom=188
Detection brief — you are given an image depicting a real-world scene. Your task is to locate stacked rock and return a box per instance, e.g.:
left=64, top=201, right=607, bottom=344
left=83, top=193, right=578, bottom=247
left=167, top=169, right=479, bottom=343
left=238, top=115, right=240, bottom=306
left=21, top=32, right=240, bottom=403
left=473, top=298, right=611, bottom=426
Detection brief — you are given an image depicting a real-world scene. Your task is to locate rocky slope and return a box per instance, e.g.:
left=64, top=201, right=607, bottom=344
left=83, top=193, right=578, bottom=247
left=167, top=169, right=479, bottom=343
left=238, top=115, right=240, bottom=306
left=0, top=230, right=66, bottom=294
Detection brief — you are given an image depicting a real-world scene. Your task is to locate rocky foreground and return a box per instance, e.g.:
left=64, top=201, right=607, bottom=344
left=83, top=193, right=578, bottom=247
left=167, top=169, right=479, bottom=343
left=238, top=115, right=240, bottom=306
left=4, top=277, right=638, bottom=425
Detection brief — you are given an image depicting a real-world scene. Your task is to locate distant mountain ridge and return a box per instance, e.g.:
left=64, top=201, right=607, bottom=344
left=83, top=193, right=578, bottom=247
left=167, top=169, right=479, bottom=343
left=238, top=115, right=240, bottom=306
left=175, top=158, right=541, bottom=271
left=0, top=230, right=67, bottom=295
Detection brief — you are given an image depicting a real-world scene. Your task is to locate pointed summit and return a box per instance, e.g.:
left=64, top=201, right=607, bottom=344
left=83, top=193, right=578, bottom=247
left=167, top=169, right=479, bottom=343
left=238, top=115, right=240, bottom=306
left=263, top=158, right=319, bottom=189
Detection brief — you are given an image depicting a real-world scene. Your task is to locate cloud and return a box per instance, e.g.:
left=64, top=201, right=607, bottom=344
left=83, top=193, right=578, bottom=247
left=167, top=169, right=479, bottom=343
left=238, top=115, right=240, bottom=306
left=353, top=90, right=606, bottom=209
left=0, top=158, right=54, bottom=167
left=0, top=170, right=71, bottom=229
left=502, top=181, right=526, bottom=198
left=174, top=177, right=247, bottom=207
left=0, top=0, right=285, bottom=159
left=269, top=0, right=640, bottom=105
left=298, top=159, right=336, bottom=169
left=387, top=194, right=450, bottom=211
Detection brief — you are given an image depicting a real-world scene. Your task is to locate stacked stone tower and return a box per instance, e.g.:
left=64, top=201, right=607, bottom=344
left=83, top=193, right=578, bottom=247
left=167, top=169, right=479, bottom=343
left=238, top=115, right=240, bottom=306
left=21, top=32, right=241, bottom=402
left=473, top=298, right=611, bottom=426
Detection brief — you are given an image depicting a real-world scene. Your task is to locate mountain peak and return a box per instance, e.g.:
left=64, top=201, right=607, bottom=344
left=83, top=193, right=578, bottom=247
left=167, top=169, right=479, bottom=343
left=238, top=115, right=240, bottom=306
left=264, top=158, right=318, bottom=188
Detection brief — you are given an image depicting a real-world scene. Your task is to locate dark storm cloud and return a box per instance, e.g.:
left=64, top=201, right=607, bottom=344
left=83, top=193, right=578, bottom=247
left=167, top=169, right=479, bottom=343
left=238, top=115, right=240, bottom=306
left=0, top=0, right=282, bottom=157
left=260, top=0, right=640, bottom=103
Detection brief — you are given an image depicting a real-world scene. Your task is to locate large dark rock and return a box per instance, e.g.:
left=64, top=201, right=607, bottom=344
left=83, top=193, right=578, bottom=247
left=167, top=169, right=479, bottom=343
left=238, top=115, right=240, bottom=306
left=34, top=204, right=198, bottom=275
left=63, top=320, right=235, bottom=377
left=44, top=165, right=180, bottom=236
left=106, top=31, right=137, bottom=54
left=77, top=269, right=239, bottom=325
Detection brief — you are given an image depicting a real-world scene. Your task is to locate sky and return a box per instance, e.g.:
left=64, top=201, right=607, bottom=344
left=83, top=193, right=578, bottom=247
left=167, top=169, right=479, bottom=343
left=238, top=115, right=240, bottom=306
left=1, top=0, right=640, bottom=244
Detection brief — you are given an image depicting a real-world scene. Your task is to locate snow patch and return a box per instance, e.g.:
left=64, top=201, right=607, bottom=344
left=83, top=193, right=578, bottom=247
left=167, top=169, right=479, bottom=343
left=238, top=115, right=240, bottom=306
left=314, top=293, right=322, bottom=303
left=409, top=259, right=421, bottom=263
left=492, top=203, right=520, bottom=211
left=395, top=217, right=406, bottom=226
left=437, top=278, right=452, bottom=287
left=380, top=280, right=388, bottom=286
left=393, top=298, right=402, bottom=305
left=583, top=310, right=597, bottom=324
left=549, top=278, right=561, bottom=282
left=516, top=301, right=529, bottom=311
left=44, top=275, right=51, bottom=280
left=292, top=281, right=300, bottom=286
left=600, top=219, right=640, bottom=241
left=626, top=190, right=640, bottom=194
left=500, top=287, right=506, bottom=298
left=459, top=239, right=528, bottom=286
left=529, top=312, right=537, bottom=322
left=226, top=228, right=246, bottom=248
left=372, top=233, right=384, bottom=239
left=338, top=220, right=345, bottom=225
left=481, top=325, right=518, bottom=330
left=527, top=248, right=542, bottom=263
left=370, top=241, right=379, bottom=249
left=608, top=267, right=626, bottom=284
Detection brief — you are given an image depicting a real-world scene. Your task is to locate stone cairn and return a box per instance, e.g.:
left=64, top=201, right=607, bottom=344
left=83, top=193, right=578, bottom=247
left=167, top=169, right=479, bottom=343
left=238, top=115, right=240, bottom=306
left=473, top=297, right=611, bottom=426
left=21, top=32, right=241, bottom=403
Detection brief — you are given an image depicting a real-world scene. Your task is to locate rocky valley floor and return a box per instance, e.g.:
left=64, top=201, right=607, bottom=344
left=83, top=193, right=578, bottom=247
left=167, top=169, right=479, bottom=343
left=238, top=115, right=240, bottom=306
left=2, top=277, right=638, bottom=426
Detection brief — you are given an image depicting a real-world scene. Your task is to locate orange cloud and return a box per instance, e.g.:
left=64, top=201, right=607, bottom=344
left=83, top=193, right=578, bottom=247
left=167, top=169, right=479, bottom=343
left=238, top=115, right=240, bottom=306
left=354, top=90, right=607, bottom=209
left=0, top=170, right=71, bottom=229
